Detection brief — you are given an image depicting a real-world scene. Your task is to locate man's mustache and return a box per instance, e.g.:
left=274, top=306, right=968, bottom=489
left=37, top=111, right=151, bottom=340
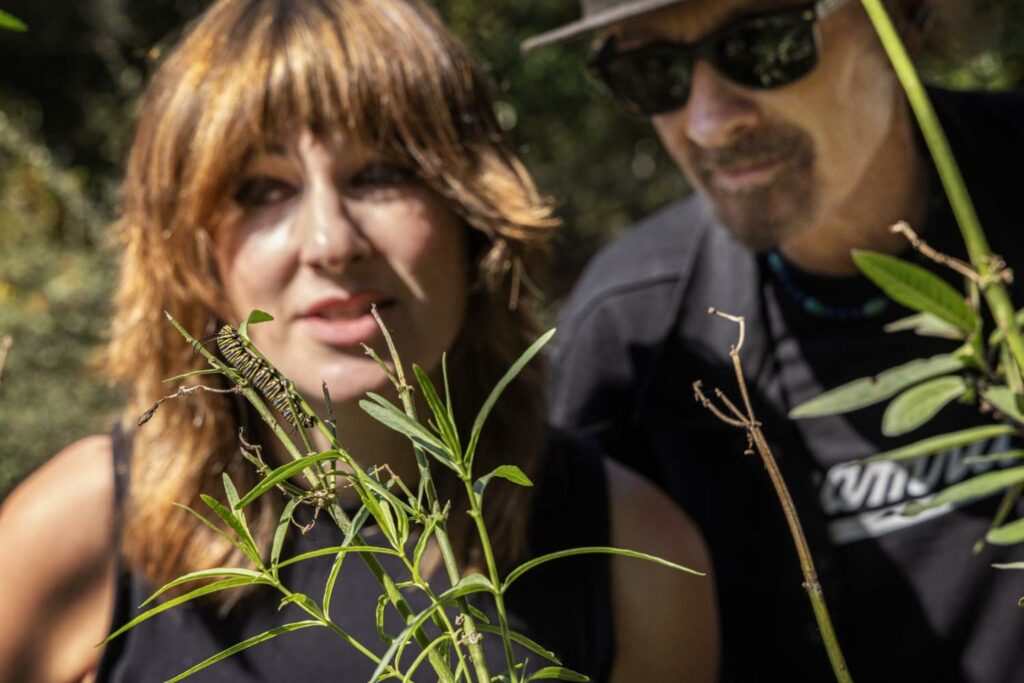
left=691, top=125, right=814, bottom=179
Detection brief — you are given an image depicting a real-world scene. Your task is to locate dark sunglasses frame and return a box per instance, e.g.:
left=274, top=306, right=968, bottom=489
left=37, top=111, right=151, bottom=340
left=588, top=0, right=851, bottom=116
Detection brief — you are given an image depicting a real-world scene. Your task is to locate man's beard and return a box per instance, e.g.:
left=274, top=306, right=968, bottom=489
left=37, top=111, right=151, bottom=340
left=689, top=123, right=817, bottom=251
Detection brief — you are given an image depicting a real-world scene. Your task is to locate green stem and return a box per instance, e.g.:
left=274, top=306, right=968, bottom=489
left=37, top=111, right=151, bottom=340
left=371, top=307, right=491, bottom=682
left=859, top=0, right=1024, bottom=382
left=464, top=477, right=519, bottom=683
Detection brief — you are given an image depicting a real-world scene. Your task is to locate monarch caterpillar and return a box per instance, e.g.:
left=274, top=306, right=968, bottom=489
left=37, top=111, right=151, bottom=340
left=216, top=324, right=314, bottom=428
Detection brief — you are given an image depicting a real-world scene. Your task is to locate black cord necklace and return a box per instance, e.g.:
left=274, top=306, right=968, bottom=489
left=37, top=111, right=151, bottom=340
left=765, top=249, right=890, bottom=320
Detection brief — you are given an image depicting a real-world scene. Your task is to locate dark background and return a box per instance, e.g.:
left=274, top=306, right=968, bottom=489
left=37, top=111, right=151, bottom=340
left=0, top=0, right=1021, bottom=496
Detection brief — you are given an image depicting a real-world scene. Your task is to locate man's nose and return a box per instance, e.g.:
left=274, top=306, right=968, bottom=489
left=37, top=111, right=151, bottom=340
left=295, top=183, right=372, bottom=274
left=682, top=60, right=760, bottom=149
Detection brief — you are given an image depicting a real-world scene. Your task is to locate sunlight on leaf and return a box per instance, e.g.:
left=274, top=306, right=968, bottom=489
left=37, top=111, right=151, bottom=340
left=882, top=375, right=968, bottom=436
left=789, top=354, right=963, bottom=419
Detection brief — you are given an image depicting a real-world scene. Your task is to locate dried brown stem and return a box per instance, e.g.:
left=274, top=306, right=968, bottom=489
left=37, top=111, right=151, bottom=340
left=137, top=385, right=241, bottom=426
left=695, top=311, right=852, bottom=683
left=892, top=221, right=1012, bottom=286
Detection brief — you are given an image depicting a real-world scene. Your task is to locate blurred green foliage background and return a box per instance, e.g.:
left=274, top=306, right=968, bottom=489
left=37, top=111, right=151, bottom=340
left=0, top=0, right=1021, bottom=497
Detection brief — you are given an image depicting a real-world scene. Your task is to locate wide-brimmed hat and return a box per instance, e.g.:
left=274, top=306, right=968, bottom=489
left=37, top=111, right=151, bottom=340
left=521, top=0, right=687, bottom=53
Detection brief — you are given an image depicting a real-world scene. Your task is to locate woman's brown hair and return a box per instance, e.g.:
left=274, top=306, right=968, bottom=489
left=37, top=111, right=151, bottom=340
left=107, top=0, right=556, bottom=592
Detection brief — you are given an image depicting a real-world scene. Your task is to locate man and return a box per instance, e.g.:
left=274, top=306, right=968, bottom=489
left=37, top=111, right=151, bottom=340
left=525, top=1, right=1024, bottom=680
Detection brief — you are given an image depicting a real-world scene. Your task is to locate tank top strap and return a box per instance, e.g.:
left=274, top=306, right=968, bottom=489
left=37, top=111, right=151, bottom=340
left=94, top=421, right=133, bottom=682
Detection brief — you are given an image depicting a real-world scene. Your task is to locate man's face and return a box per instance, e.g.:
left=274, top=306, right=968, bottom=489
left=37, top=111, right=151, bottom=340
left=604, top=0, right=904, bottom=250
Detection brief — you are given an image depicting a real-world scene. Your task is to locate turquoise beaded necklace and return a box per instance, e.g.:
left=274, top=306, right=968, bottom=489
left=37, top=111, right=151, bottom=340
left=765, top=249, right=890, bottom=320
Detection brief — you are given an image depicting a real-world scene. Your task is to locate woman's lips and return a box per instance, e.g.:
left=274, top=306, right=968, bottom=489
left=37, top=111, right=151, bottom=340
left=298, top=294, right=394, bottom=346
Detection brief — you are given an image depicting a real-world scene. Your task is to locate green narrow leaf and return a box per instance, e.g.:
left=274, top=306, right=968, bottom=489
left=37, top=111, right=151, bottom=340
left=162, top=620, right=320, bottom=683
left=884, top=312, right=964, bottom=340
left=103, top=577, right=268, bottom=644
left=271, top=498, right=300, bottom=578
left=789, top=354, right=964, bottom=419
left=964, top=450, right=1024, bottom=466
left=987, top=517, right=1024, bottom=546
left=238, top=309, right=274, bottom=339
left=987, top=307, right=1024, bottom=347
left=359, top=395, right=459, bottom=471
left=983, top=386, right=1024, bottom=425
left=852, top=250, right=975, bottom=333
left=275, top=544, right=401, bottom=570
left=324, top=507, right=370, bottom=621
left=411, top=517, right=438, bottom=583
left=140, top=568, right=266, bottom=607
left=220, top=474, right=251, bottom=541
left=474, top=465, right=535, bottom=504
left=864, top=424, right=1016, bottom=463
left=162, top=368, right=223, bottom=383
left=475, top=625, right=560, bottom=665
left=200, top=494, right=262, bottom=566
left=173, top=502, right=236, bottom=547
left=993, top=562, right=1024, bottom=570
left=413, top=364, right=462, bottom=456
left=466, top=329, right=556, bottom=467
left=903, top=467, right=1024, bottom=516
left=882, top=375, right=968, bottom=436
left=402, top=634, right=453, bottom=683
left=236, top=451, right=339, bottom=508
left=503, top=547, right=702, bottom=592
left=0, top=10, right=26, bottom=31
left=278, top=592, right=323, bottom=619
left=527, top=666, right=589, bottom=682
left=376, top=497, right=399, bottom=547
left=375, top=594, right=393, bottom=646
left=368, top=574, right=495, bottom=683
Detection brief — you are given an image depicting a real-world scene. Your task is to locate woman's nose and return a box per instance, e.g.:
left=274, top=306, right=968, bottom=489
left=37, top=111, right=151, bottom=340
left=294, top=182, right=372, bottom=274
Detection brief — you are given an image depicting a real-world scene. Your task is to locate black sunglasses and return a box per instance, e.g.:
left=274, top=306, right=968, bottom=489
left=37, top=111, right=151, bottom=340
left=588, top=0, right=851, bottom=115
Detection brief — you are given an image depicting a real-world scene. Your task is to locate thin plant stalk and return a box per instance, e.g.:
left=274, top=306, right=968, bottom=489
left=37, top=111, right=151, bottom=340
left=369, top=306, right=492, bottom=682
left=462, top=475, right=520, bottom=683
left=859, top=0, right=1024, bottom=381
left=694, top=310, right=853, bottom=683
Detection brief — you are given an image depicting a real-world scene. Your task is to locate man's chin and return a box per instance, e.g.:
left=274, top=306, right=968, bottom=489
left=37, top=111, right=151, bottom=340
left=705, top=180, right=815, bottom=252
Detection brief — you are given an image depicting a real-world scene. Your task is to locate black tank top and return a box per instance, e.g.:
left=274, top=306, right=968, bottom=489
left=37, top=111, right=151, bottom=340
left=95, top=429, right=614, bottom=682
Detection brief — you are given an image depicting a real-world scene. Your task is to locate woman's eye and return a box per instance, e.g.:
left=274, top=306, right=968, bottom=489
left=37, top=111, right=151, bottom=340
left=350, top=163, right=418, bottom=189
left=233, top=177, right=296, bottom=207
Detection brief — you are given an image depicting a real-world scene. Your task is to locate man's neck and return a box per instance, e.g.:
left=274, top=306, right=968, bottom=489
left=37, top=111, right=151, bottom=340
left=778, top=101, right=931, bottom=276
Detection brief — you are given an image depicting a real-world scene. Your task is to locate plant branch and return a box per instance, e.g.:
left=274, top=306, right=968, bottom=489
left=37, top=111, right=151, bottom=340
left=859, top=0, right=1024, bottom=385
left=368, top=305, right=490, bottom=682
left=695, top=312, right=852, bottom=683
left=890, top=221, right=985, bottom=284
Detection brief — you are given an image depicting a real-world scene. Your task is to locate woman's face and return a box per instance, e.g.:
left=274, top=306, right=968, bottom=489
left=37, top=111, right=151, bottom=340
left=214, top=130, right=468, bottom=411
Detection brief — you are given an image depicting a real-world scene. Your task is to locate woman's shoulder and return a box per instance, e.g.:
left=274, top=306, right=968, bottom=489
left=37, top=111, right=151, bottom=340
left=2, top=434, right=116, bottom=537
left=603, top=458, right=720, bottom=683
left=0, top=435, right=117, bottom=683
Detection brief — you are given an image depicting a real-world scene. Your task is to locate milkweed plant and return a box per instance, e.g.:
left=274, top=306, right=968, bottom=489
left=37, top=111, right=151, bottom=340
left=105, top=308, right=700, bottom=683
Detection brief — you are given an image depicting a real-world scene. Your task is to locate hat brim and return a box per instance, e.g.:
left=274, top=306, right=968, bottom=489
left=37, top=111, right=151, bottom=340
left=521, top=0, right=686, bottom=54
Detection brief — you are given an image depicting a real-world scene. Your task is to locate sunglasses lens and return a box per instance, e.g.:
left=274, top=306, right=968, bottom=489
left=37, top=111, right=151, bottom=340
left=713, top=10, right=818, bottom=89
left=603, top=44, right=693, bottom=115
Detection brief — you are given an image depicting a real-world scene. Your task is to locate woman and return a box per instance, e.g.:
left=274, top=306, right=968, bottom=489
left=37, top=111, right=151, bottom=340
left=0, top=1, right=718, bottom=681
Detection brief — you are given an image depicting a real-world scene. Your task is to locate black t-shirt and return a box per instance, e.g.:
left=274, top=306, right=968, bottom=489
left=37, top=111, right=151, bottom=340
left=96, top=431, right=614, bottom=682
left=550, top=88, right=1024, bottom=682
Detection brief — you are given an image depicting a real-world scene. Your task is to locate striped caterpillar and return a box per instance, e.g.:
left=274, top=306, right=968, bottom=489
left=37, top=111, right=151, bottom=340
left=216, top=324, right=314, bottom=428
